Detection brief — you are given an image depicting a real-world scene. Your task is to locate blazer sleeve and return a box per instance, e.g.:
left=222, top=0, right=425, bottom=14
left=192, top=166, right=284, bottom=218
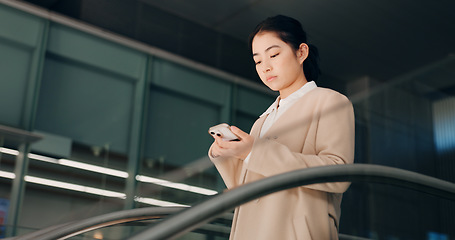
left=246, top=91, right=355, bottom=193
left=208, top=145, right=243, bottom=189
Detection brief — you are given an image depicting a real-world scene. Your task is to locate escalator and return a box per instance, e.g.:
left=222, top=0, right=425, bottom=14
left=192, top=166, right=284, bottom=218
left=9, top=164, right=455, bottom=240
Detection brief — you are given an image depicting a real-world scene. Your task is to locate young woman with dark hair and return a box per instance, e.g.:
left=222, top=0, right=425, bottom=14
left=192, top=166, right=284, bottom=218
left=209, top=15, right=355, bottom=239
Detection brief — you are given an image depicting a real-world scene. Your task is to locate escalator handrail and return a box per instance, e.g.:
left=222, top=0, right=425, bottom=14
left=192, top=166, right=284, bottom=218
left=127, top=164, right=455, bottom=240
left=11, top=207, right=185, bottom=240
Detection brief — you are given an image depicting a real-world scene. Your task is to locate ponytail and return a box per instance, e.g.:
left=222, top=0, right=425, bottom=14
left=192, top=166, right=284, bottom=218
left=304, top=43, right=321, bottom=81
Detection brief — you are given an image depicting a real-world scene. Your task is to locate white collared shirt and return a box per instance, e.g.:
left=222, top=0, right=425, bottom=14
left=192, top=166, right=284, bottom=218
left=243, top=81, right=317, bottom=164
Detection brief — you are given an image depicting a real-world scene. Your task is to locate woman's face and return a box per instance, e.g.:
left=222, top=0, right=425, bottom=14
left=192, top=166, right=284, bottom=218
left=252, top=32, right=308, bottom=98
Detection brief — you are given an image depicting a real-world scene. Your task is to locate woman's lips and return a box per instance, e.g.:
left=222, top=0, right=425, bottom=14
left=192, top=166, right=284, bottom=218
left=266, top=76, right=277, bottom=82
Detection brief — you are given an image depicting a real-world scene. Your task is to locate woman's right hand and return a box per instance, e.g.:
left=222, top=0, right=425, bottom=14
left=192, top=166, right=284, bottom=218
left=210, top=126, right=254, bottom=160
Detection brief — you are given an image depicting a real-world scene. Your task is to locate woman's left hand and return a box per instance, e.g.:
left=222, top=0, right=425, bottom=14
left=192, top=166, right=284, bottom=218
left=210, top=126, right=254, bottom=160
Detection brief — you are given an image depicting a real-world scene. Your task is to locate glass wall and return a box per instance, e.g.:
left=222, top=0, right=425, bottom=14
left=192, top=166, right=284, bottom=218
left=340, top=57, right=455, bottom=239
left=0, top=2, right=275, bottom=238
left=1, top=2, right=454, bottom=240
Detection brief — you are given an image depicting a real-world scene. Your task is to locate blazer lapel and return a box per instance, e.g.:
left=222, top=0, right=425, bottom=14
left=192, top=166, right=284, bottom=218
left=250, top=115, right=266, bottom=138
left=261, top=91, right=312, bottom=140
left=238, top=115, right=267, bottom=184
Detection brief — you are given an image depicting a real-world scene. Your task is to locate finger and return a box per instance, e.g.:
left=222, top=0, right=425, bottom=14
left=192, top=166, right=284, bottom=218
left=210, top=143, right=219, bottom=157
left=214, top=136, right=227, bottom=147
left=211, top=146, right=221, bottom=157
left=213, top=134, right=223, bottom=142
left=230, top=126, right=248, bottom=139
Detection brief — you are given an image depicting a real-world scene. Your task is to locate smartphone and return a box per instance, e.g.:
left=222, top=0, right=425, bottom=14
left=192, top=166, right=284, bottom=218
left=208, top=123, right=239, bottom=141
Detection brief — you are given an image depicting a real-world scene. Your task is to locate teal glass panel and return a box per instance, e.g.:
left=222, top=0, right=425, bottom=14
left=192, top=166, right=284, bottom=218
left=151, top=59, right=230, bottom=106
left=233, top=86, right=275, bottom=132
left=0, top=42, right=32, bottom=127
left=0, top=4, right=46, bottom=128
left=144, top=89, right=218, bottom=167
left=137, top=88, right=220, bottom=207
left=47, top=24, right=145, bottom=80
left=236, top=86, right=275, bottom=116
left=34, top=55, right=134, bottom=154
left=0, top=4, right=43, bottom=47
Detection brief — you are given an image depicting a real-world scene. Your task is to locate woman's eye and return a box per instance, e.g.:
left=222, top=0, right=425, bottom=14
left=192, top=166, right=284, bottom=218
left=255, top=61, right=262, bottom=65
left=271, top=53, right=279, bottom=58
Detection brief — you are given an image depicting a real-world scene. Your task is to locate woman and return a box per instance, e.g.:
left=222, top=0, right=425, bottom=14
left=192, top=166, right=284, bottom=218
left=209, top=15, right=355, bottom=240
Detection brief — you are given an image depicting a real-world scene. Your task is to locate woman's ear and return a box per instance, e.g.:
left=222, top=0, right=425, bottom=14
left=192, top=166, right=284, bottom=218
left=298, top=43, right=309, bottom=64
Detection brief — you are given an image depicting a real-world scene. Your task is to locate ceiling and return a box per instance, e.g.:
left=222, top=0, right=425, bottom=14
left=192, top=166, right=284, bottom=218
left=21, top=0, right=455, bottom=95
left=140, top=0, right=455, bottom=80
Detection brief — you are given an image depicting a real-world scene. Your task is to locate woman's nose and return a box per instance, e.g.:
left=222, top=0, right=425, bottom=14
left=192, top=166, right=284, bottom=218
left=262, top=62, right=272, bottom=73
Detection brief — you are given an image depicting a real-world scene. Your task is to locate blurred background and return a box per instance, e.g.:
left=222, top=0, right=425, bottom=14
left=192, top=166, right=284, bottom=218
left=0, top=0, right=454, bottom=239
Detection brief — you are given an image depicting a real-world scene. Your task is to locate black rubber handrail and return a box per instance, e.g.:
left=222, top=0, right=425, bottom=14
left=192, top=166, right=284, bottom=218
left=11, top=164, right=455, bottom=240
left=127, top=164, right=455, bottom=240
left=10, top=207, right=233, bottom=240
left=10, top=207, right=184, bottom=240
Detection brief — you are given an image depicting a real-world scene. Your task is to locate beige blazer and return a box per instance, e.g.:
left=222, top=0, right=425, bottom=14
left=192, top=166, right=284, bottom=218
left=210, top=87, right=355, bottom=240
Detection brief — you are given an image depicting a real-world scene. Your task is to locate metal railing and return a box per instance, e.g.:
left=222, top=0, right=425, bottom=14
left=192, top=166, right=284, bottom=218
left=10, top=164, right=455, bottom=240
left=128, top=164, right=455, bottom=240
left=8, top=207, right=183, bottom=240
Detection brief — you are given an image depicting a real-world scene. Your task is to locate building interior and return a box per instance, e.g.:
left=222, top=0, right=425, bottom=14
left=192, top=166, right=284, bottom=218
left=1, top=0, right=455, bottom=239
